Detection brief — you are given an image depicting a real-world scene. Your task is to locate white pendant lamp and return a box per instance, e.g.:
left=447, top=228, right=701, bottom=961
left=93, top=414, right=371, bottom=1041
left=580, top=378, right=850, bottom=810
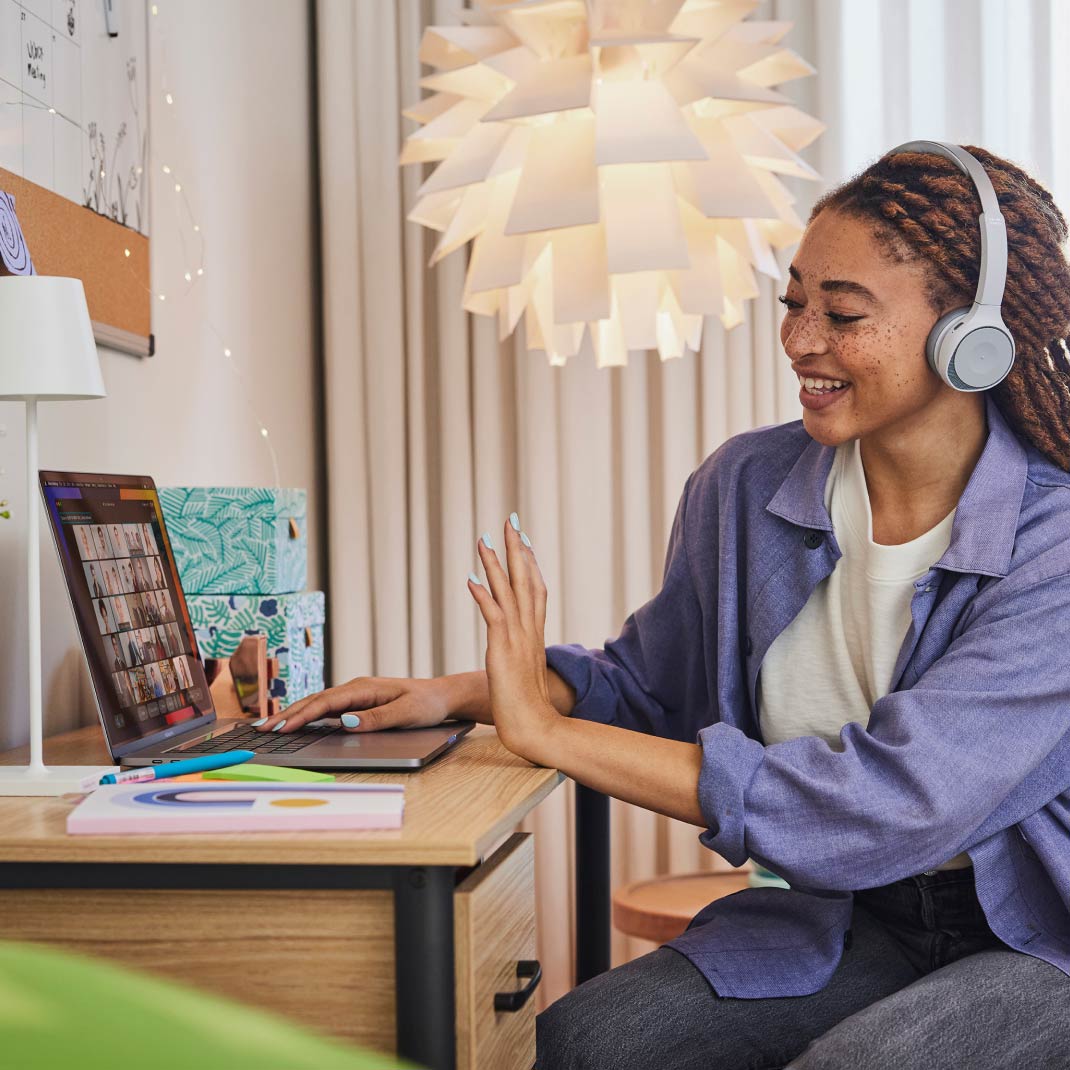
left=401, top=0, right=824, bottom=368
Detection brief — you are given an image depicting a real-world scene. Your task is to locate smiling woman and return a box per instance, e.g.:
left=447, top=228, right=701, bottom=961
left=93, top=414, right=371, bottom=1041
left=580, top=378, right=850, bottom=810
left=263, top=143, right=1070, bottom=1070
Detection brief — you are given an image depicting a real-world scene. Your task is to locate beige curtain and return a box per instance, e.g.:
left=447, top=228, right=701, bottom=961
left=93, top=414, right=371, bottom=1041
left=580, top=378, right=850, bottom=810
left=315, top=0, right=1067, bottom=1008
left=315, top=0, right=805, bottom=1008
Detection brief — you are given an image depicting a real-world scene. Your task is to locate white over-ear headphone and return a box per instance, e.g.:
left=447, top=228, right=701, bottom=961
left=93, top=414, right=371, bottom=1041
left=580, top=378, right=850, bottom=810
left=885, top=141, right=1016, bottom=391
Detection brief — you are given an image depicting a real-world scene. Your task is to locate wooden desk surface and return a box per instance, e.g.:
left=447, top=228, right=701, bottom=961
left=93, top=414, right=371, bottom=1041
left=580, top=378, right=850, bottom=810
left=0, top=724, right=562, bottom=867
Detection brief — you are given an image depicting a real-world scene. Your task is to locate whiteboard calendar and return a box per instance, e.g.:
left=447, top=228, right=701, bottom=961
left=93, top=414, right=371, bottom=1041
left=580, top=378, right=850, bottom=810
left=0, top=0, right=149, bottom=236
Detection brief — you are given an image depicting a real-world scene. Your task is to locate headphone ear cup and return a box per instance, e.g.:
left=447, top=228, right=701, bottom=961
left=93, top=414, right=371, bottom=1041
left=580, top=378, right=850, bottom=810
left=927, top=308, right=970, bottom=385
left=927, top=307, right=1015, bottom=391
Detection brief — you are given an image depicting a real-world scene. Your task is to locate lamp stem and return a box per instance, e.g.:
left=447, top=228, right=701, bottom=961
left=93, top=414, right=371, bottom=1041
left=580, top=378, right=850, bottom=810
left=26, top=398, right=44, bottom=774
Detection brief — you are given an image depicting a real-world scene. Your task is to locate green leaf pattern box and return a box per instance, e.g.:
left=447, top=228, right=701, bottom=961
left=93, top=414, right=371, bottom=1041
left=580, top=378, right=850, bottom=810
left=187, top=592, right=325, bottom=708
left=159, top=487, right=307, bottom=595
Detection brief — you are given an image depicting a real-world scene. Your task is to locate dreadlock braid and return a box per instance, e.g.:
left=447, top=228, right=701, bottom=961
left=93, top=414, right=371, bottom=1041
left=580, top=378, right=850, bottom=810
left=809, top=145, right=1070, bottom=471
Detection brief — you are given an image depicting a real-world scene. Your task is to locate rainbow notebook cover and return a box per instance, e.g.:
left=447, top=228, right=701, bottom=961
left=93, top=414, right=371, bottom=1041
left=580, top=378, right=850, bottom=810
left=67, top=782, right=405, bottom=835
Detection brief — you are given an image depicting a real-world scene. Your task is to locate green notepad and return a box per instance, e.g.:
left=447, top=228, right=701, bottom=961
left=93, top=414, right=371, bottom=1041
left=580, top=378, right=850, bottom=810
left=203, top=764, right=335, bottom=783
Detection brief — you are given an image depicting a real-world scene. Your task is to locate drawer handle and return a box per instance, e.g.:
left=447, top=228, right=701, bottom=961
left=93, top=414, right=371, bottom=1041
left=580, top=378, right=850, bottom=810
left=493, top=960, right=542, bottom=1013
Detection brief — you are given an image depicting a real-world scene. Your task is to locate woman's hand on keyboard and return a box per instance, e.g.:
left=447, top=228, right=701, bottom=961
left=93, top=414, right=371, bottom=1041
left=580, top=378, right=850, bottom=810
left=253, top=676, right=454, bottom=734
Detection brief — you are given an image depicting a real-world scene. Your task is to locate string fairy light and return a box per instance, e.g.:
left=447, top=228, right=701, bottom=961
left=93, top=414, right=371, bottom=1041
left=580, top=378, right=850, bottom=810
left=5, top=7, right=283, bottom=486
left=114, top=2, right=280, bottom=486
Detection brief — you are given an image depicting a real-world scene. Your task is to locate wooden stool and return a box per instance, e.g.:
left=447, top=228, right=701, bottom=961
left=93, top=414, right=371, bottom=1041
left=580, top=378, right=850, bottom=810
left=613, top=872, right=752, bottom=945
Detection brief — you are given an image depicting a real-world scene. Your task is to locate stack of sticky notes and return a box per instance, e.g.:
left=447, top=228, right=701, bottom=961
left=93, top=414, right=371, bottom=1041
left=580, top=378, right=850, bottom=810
left=166, top=765, right=334, bottom=784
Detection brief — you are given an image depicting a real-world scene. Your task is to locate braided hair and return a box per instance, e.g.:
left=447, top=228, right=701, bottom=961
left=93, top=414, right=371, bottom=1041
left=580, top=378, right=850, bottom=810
left=808, top=146, right=1070, bottom=471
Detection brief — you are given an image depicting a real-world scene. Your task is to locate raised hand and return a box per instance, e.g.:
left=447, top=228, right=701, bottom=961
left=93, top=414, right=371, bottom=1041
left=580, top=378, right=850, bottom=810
left=466, top=513, right=561, bottom=763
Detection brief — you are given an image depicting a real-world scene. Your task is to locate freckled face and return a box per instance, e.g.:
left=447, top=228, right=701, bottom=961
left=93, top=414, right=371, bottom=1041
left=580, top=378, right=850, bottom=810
left=780, top=209, right=951, bottom=447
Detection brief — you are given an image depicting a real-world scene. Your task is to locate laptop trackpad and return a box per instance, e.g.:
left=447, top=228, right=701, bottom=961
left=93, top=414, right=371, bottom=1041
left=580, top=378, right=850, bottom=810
left=312, top=722, right=472, bottom=761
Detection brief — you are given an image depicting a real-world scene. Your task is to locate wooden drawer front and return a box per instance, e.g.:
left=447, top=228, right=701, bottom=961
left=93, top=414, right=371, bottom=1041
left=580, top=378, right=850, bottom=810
left=0, top=888, right=395, bottom=1050
left=455, top=833, right=537, bottom=1070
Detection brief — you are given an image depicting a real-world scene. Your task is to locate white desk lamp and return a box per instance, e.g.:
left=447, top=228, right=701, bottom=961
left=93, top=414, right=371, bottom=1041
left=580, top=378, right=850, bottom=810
left=0, top=276, right=119, bottom=793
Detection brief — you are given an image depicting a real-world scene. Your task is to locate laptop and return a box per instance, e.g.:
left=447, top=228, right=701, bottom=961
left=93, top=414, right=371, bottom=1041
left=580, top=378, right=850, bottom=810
left=40, top=471, right=474, bottom=769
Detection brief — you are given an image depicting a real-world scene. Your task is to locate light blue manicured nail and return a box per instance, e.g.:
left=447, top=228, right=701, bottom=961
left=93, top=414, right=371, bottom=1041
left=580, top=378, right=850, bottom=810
left=272, top=720, right=287, bottom=732
left=510, top=512, right=520, bottom=531
left=481, top=532, right=494, bottom=549
left=251, top=718, right=267, bottom=727
left=468, top=571, right=483, bottom=586
left=520, top=532, right=533, bottom=549
left=342, top=713, right=361, bottom=728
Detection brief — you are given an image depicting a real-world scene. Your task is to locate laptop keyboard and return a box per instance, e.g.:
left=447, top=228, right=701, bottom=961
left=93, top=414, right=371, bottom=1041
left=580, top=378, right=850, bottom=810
left=176, top=723, right=342, bottom=756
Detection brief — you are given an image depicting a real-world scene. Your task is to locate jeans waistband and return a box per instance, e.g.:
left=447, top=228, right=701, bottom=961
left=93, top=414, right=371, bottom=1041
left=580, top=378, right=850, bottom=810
left=853, top=866, right=990, bottom=933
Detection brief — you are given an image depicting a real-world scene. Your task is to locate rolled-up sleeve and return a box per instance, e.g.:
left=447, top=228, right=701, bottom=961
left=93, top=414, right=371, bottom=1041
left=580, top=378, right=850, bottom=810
left=697, top=572, right=1070, bottom=890
left=544, top=472, right=710, bottom=741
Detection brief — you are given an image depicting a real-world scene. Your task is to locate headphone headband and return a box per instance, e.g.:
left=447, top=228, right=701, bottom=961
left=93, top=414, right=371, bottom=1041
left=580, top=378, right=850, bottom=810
left=885, top=141, right=1008, bottom=308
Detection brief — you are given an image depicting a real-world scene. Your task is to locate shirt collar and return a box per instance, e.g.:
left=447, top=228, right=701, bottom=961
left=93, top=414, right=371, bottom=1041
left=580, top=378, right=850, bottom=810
left=765, top=394, right=1027, bottom=578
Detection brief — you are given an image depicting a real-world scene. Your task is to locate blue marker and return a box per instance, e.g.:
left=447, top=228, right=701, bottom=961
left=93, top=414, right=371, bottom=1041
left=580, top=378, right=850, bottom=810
left=99, top=750, right=256, bottom=785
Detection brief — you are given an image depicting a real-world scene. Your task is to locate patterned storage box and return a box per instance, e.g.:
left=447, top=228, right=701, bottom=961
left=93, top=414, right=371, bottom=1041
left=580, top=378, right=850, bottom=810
left=159, top=487, right=307, bottom=595
left=186, top=591, right=325, bottom=709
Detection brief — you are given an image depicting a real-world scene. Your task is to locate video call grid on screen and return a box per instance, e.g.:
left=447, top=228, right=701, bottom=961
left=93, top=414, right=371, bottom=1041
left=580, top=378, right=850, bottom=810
left=40, top=473, right=214, bottom=747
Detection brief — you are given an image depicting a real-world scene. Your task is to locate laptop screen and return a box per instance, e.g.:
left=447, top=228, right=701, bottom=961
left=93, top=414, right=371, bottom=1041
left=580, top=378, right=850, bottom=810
left=40, top=471, right=216, bottom=755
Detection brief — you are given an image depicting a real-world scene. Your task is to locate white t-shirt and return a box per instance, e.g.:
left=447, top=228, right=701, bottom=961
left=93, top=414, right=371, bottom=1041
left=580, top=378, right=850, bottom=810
left=758, top=437, right=971, bottom=871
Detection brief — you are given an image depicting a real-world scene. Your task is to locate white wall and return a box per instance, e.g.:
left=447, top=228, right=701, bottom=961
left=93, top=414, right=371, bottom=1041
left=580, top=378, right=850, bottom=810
left=0, top=1, right=320, bottom=749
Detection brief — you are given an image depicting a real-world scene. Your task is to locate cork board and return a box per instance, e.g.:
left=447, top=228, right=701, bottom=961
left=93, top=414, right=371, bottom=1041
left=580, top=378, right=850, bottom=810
left=0, top=167, right=150, bottom=355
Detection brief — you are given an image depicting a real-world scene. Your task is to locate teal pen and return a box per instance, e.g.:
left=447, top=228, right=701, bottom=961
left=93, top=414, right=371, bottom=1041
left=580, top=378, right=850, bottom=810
left=99, top=750, right=257, bottom=785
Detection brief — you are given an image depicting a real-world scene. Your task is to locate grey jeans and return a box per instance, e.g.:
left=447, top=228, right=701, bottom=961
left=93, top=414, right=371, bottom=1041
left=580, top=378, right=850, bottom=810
left=536, top=868, right=1070, bottom=1069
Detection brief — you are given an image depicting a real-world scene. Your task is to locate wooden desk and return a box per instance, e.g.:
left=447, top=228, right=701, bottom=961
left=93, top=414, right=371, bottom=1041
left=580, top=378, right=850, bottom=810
left=0, top=725, right=564, bottom=1070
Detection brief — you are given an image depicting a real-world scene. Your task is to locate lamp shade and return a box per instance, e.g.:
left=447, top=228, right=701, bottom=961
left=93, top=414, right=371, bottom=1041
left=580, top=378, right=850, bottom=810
left=0, top=276, right=105, bottom=400
left=401, top=0, right=823, bottom=368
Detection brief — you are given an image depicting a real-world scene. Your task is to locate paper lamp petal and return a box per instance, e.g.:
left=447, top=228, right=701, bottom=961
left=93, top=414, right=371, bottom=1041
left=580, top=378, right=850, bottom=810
left=720, top=19, right=793, bottom=46
left=587, top=0, right=687, bottom=37
left=429, top=183, right=489, bottom=265
left=612, top=272, right=661, bottom=349
left=418, top=25, right=517, bottom=71
left=662, top=56, right=791, bottom=108
left=724, top=114, right=820, bottom=179
left=549, top=222, right=611, bottom=324
left=418, top=122, right=514, bottom=196
left=593, top=300, right=628, bottom=367
left=670, top=204, right=724, bottom=315
left=465, top=173, right=527, bottom=293
left=402, top=92, right=463, bottom=124
left=748, top=105, right=826, bottom=153
left=505, top=118, right=599, bottom=234
left=409, top=98, right=488, bottom=142
left=420, top=63, right=512, bottom=102
left=493, top=1, right=589, bottom=61
left=484, top=54, right=592, bottom=121
left=741, top=49, right=817, bottom=87
left=399, top=139, right=453, bottom=165
left=603, top=163, right=688, bottom=273
left=408, top=189, right=463, bottom=232
left=668, top=1, right=760, bottom=43
left=672, top=117, right=779, bottom=218
left=594, top=80, right=708, bottom=165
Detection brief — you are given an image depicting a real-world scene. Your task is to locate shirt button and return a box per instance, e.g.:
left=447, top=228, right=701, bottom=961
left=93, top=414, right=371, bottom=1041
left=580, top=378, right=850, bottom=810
left=803, top=530, right=823, bottom=549
left=745, top=636, right=753, bottom=656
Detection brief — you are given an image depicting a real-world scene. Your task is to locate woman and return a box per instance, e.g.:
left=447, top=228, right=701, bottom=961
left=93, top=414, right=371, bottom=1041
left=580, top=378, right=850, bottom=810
left=259, top=145, right=1070, bottom=1066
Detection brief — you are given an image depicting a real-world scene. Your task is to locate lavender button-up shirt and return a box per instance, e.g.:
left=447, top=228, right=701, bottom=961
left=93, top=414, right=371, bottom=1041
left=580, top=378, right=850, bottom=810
left=545, top=394, right=1070, bottom=999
